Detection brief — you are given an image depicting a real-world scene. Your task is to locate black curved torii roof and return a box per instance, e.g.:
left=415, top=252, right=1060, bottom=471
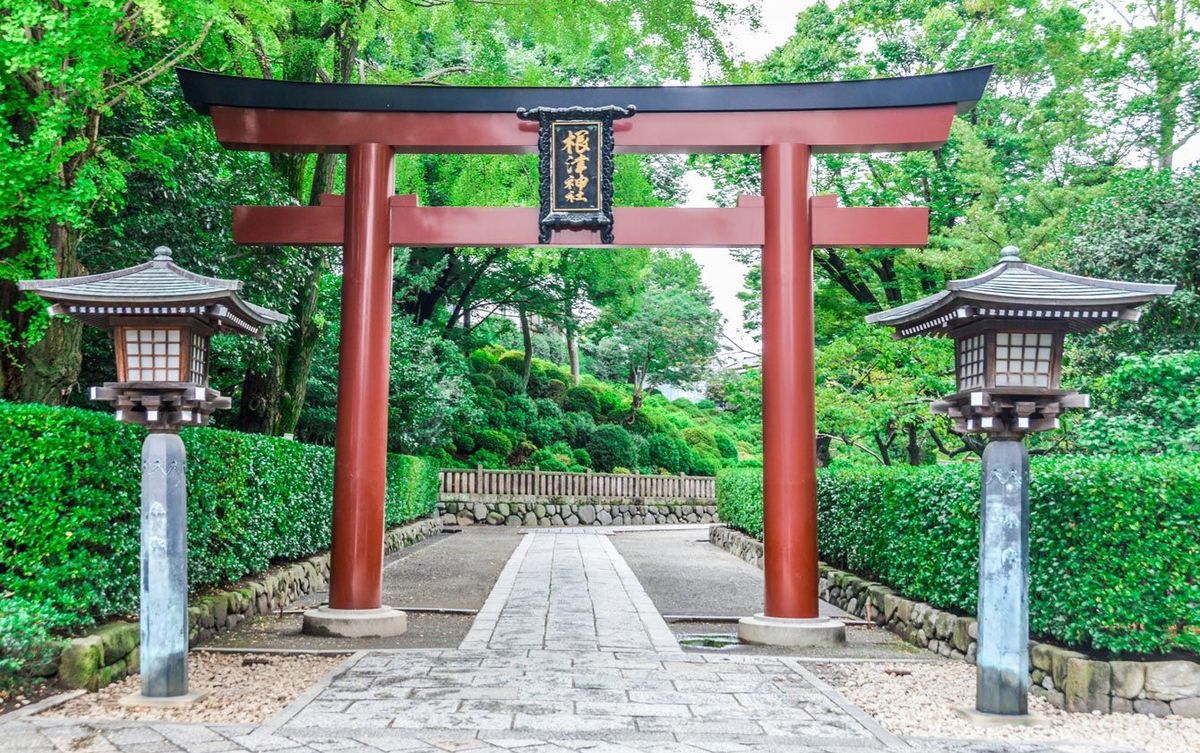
left=177, top=66, right=993, bottom=115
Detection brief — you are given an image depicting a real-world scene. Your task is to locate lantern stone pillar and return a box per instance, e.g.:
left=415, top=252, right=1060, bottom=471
left=976, top=439, right=1031, bottom=715
left=302, top=142, right=407, bottom=638
left=132, top=431, right=204, bottom=703
left=19, top=245, right=287, bottom=706
left=738, top=143, right=845, bottom=647
left=866, top=245, right=1174, bottom=722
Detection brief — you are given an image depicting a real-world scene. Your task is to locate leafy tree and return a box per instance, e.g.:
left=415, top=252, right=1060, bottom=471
left=295, top=276, right=477, bottom=454
left=1094, top=0, right=1200, bottom=170
left=1054, top=167, right=1199, bottom=368
left=0, top=0, right=220, bottom=402
left=815, top=322, right=957, bottom=466
left=591, top=253, right=721, bottom=411
left=1067, top=350, right=1200, bottom=455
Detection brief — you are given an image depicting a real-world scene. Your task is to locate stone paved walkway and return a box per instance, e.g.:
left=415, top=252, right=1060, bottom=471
left=3, top=530, right=1143, bottom=753
left=460, top=532, right=679, bottom=652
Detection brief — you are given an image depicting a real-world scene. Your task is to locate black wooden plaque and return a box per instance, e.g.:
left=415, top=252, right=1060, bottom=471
left=517, top=105, right=635, bottom=243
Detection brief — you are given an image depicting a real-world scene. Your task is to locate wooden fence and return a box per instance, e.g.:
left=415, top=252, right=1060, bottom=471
left=439, top=467, right=716, bottom=500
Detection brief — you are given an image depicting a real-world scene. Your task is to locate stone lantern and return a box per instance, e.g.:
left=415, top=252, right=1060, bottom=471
left=866, top=246, right=1173, bottom=720
left=20, top=246, right=285, bottom=705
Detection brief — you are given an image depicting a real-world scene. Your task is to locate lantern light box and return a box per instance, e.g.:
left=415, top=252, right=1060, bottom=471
left=866, top=246, right=1174, bottom=437
left=19, top=246, right=286, bottom=429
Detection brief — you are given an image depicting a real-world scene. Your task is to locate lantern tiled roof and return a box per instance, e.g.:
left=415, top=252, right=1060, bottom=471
left=865, top=246, right=1175, bottom=338
left=18, top=247, right=287, bottom=336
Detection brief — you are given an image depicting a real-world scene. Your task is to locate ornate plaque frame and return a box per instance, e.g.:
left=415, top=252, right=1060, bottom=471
left=516, top=104, right=635, bottom=243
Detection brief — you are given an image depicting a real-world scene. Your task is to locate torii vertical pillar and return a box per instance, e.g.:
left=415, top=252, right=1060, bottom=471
left=738, top=143, right=846, bottom=646
left=303, top=142, right=408, bottom=638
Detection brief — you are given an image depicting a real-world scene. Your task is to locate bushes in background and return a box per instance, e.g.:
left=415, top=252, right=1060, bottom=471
left=0, top=401, right=439, bottom=641
left=716, top=457, right=1200, bottom=656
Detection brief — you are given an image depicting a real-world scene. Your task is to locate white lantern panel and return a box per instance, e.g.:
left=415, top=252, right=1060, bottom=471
left=956, top=334, right=986, bottom=390
left=123, top=328, right=184, bottom=382
left=995, top=332, right=1053, bottom=388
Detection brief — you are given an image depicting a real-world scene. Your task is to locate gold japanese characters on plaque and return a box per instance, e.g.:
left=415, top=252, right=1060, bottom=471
left=516, top=105, right=635, bottom=244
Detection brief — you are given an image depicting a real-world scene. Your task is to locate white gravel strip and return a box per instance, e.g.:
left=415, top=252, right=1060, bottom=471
left=39, top=651, right=347, bottom=725
left=811, top=660, right=1200, bottom=753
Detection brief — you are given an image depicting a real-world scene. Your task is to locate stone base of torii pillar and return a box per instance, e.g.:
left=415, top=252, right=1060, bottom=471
left=737, top=615, right=846, bottom=647
left=302, top=607, right=408, bottom=638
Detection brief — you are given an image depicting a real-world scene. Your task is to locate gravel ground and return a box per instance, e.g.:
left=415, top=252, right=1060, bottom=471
left=812, top=660, right=1200, bottom=753
left=40, top=651, right=347, bottom=725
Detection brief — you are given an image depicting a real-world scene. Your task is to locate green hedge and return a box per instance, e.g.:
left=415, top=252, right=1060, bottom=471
left=0, top=401, right=439, bottom=635
left=717, top=457, right=1200, bottom=655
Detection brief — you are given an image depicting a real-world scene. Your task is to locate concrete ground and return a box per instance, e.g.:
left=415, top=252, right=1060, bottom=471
left=203, top=528, right=519, bottom=651
left=613, top=527, right=927, bottom=659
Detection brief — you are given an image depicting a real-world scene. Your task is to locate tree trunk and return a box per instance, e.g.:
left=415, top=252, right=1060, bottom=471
left=566, top=323, right=580, bottom=385
left=816, top=434, right=832, bottom=468
left=905, top=422, right=924, bottom=466
left=11, top=222, right=85, bottom=405
left=277, top=258, right=328, bottom=435
left=236, top=356, right=283, bottom=434
left=519, top=306, right=533, bottom=388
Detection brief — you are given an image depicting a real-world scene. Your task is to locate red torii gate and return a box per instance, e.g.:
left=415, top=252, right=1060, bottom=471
left=180, top=66, right=990, bottom=643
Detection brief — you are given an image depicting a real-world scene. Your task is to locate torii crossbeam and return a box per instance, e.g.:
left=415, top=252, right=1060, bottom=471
left=180, top=65, right=991, bottom=643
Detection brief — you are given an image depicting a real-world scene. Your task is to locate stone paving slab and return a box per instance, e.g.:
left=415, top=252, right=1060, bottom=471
left=0, top=717, right=1148, bottom=753
left=273, top=650, right=889, bottom=748
left=460, top=533, right=678, bottom=653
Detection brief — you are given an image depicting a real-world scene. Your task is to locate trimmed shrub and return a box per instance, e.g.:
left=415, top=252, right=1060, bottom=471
left=681, top=427, right=718, bottom=455
left=687, top=451, right=720, bottom=477
left=0, top=597, right=63, bottom=692
left=572, top=448, right=592, bottom=468
left=497, top=352, right=526, bottom=373
left=713, top=432, right=739, bottom=460
left=469, top=349, right=498, bottom=372
left=475, top=429, right=514, bottom=457
left=469, top=449, right=506, bottom=468
left=644, top=434, right=691, bottom=475
left=561, top=411, right=595, bottom=447
left=586, top=424, right=637, bottom=471
left=717, top=457, right=1200, bottom=655
left=488, top=365, right=524, bottom=395
left=0, top=401, right=438, bottom=639
left=562, top=386, right=600, bottom=415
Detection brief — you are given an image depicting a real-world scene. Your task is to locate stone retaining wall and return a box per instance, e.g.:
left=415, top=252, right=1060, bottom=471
left=709, top=524, right=1200, bottom=718
left=56, top=516, right=442, bottom=691
left=438, top=497, right=718, bottom=527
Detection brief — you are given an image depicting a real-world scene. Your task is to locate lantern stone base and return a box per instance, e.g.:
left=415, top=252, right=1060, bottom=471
left=954, top=708, right=1049, bottom=727
left=737, top=614, right=846, bottom=647
left=301, top=606, right=408, bottom=638
left=118, top=690, right=209, bottom=708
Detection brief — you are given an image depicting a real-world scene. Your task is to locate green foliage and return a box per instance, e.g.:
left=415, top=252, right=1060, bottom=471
left=0, top=597, right=62, bottom=693
left=489, top=365, right=525, bottom=395
left=680, top=427, right=718, bottom=455
left=718, top=458, right=1200, bottom=655
left=1056, top=167, right=1200, bottom=367
left=586, top=424, right=638, bottom=472
left=1069, top=350, right=1200, bottom=454
left=644, top=434, right=692, bottom=474
left=475, top=429, right=514, bottom=457
left=687, top=452, right=720, bottom=477
left=713, top=432, right=738, bottom=460
left=0, top=401, right=438, bottom=639
left=298, top=278, right=478, bottom=453
left=562, top=386, right=600, bottom=416
left=497, top=352, right=526, bottom=373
